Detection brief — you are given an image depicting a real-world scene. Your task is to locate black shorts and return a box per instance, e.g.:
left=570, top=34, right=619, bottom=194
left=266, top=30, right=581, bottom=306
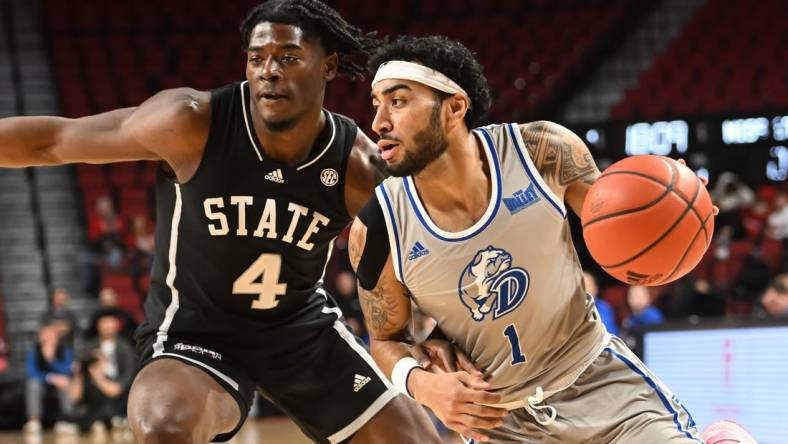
left=137, top=300, right=398, bottom=443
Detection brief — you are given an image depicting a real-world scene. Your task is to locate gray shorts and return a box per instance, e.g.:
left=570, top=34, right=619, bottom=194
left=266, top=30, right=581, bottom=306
left=467, top=336, right=702, bottom=443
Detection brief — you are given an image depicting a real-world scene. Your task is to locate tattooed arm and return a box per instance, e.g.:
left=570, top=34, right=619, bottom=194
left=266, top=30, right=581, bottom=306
left=348, top=218, right=505, bottom=440
left=519, top=121, right=600, bottom=215
left=348, top=218, right=414, bottom=377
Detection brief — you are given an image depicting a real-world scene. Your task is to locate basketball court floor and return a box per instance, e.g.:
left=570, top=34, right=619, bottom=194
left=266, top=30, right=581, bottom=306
left=0, top=417, right=311, bottom=444
left=0, top=419, right=461, bottom=444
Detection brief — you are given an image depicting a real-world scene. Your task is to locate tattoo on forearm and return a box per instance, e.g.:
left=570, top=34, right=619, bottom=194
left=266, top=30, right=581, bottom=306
left=360, top=285, right=398, bottom=334
left=520, top=121, right=597, bottom=187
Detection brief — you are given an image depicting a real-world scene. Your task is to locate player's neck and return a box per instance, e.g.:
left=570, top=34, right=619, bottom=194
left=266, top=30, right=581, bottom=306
left=251, top=105, right=326, bottom=166
left=414, top=131, right=491, bottom=217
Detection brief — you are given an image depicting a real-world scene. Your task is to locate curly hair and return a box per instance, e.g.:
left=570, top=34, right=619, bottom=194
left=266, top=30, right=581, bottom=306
left=240, top=0, right=379, bottom=79
left=368, top=35, right=492, bottom=128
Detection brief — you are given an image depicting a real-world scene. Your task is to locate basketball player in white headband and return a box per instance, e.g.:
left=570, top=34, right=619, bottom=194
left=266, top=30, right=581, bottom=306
left=348, top=35, right=753, bottom=444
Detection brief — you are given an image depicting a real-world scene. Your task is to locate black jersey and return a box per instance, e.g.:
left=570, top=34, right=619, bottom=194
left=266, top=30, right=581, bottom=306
left=138, top=81, right=357, bottom=344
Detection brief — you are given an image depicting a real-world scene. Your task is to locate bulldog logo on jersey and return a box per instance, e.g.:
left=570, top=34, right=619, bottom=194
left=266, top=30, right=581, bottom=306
left=457, top=246, right=530, bottom=321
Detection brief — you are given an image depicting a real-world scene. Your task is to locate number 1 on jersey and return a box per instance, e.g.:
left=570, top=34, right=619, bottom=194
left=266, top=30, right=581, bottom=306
left=233, top=253, right=287, bottom=310
left=503, top=323, right=526, bottom=365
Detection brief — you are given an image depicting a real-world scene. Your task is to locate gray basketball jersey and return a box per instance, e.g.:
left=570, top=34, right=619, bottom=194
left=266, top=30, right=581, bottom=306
left=376, top=123, right=609, bottom=405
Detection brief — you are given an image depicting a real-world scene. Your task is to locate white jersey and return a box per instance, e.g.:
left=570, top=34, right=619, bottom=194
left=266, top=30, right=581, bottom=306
left=376, top=123, right=609, bottom=404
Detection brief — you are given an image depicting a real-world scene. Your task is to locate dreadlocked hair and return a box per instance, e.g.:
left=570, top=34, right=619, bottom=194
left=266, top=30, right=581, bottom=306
left=240, top=0, right=379, bottom=79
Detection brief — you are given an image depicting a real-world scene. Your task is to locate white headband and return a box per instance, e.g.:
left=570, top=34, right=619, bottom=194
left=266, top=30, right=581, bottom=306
left=372, top=60, right=469, bottom=101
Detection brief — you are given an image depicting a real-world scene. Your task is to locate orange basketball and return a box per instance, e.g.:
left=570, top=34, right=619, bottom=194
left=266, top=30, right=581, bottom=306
left=581, top=155, right=715, bottom=286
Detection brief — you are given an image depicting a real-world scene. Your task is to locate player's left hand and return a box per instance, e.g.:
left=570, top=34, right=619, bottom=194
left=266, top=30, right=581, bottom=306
left=411, top=339, right=482, bottom=376
left=677, top=158, right=720, bottom=216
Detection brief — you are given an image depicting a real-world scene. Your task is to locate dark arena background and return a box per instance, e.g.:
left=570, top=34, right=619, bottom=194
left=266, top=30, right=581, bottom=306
left=0, top=0, right=785, bottom=443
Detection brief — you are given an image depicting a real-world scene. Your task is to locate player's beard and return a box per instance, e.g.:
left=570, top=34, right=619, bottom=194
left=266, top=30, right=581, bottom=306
left=386, top=103, right=449, bottom=177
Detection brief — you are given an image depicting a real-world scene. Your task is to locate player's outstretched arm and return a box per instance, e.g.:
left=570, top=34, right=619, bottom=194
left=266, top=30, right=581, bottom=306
left=349, top=218, right=506, bottom=442
left=0, top=88, right=210, bottom=180
left=518, top=121, right=600, bottom=215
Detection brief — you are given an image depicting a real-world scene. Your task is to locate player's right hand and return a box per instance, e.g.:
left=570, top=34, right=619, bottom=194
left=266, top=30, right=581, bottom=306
left=408, top=369, right=507, bottom=442
left=411, top=339, right=482, bottom=376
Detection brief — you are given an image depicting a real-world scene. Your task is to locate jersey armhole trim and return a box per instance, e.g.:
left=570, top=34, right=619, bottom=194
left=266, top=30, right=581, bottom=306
left=507, top=123, right=567, bottom=218
left=335, top=122, right=357, bottom=222
left=375, top=184, right=405, bottom=284
left=296, top=111, right=337, bottom=171
left=239, top=81, right=264, bottom=162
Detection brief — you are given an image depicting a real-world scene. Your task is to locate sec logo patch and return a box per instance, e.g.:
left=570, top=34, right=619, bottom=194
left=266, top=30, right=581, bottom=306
left=321, top=168, right=339, bottom=187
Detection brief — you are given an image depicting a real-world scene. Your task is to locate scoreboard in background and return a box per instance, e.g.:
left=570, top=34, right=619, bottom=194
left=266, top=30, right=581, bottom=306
left=569, top=111, right=788, bottom=186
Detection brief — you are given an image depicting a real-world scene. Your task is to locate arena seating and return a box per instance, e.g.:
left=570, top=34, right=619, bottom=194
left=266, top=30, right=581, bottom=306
left=612, top=0, right=788, bottom=119
left=44, top=0, right=637, bottom=127
left=44, top=0, right=640, bottom=313
left=37, top=0, right=787, bottom=333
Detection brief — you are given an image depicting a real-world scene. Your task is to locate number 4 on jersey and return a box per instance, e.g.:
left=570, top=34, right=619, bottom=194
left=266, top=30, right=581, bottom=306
left=233, top=254, right=287, bottom=309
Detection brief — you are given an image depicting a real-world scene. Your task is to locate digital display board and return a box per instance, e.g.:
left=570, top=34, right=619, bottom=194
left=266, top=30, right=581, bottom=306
left=643, top=324, right=788, bottom=443
left=568, top=111, right=788, bottom=186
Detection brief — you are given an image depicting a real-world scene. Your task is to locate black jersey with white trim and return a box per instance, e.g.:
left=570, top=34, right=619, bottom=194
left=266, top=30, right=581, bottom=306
left=138, top=81, right=357, bottom=339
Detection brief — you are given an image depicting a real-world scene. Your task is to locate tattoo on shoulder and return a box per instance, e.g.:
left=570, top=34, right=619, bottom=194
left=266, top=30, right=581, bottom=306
left=520, top=122, right=597, bottom=186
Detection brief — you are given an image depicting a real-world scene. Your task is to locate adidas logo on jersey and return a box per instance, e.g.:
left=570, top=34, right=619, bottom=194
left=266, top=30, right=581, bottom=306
left=264, top=169, right=285, bottom=183
left=503, top=183, right=540, bottom=215
left=408, top=241, right=430, bottom=261
left=353, top=374, right=371, bottom=392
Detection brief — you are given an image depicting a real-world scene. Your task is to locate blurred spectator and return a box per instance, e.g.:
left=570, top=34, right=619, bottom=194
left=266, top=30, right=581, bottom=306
left=659, top=276, right=725, bottom=319
left=24, top=324, right=75, bottom=435
left=711, top=172, right=753, bottom=240
left=39, top=288, right=77, bottom=344
left=733, top=247, right=772, bottom=305
left=70, top=313, right=136, bottom=431
left=81, top=196, right=127, bottom=296
left=767, top=192, right=788, bottom=239
left=127, top=214, right=155, bottom=294
left=86, top=288, right=138, bottom=341
left=740, top=197, right=770, bottom=241
left=583, top=271, right=619, bottom=335
left=623, top=286, right=664, bottom=330
left=87, top=195, right=127, bottom=271
left=333, top=271, right=366, bottom=340
left=767, top=192, right=788, bottom=271
left=711, top=172, right=756, bottom=213
left=754, top=273, right=788, bottom=318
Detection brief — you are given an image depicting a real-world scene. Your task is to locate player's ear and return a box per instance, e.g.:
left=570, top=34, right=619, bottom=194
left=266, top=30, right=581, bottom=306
left=445, top=94, right=469, bottom=130
left=323, top=53, right=338, bottom=81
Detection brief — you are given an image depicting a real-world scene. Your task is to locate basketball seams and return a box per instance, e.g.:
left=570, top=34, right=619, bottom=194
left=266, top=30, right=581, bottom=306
left=582, top=161, right=675, bottom=229
left=590, top=163, right=712, bottom=247
left=666, top=162, right=712, bottom=249
left=600, top=161, right=700, bottom=270
left=660, top=211, right=714, bottom=284
left=688, top=176, right=713, bottom=248
left=600, top=192, right=695, bottom=269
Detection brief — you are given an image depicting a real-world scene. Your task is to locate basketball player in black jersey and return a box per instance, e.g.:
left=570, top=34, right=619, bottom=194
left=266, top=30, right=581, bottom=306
left=0, top=1, right=441, bottom=443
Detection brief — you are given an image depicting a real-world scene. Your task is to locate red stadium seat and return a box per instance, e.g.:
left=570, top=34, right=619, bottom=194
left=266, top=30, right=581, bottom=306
left=616, top=0, right=787, bottom=117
